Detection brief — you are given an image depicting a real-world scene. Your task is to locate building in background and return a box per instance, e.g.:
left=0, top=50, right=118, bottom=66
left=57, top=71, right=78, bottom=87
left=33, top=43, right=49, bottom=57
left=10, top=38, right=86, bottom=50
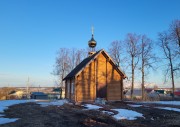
left=30, top=92, right=48, bottom=99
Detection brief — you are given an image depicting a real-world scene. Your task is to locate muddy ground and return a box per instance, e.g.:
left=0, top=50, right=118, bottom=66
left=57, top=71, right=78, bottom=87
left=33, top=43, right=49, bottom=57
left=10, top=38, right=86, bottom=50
left=0, top=101, right=180, bottom=127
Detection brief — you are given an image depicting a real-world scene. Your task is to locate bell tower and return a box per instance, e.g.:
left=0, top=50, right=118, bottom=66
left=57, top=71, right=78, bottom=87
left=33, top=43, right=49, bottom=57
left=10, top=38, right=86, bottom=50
left=88, top=26, right=97, bottom=56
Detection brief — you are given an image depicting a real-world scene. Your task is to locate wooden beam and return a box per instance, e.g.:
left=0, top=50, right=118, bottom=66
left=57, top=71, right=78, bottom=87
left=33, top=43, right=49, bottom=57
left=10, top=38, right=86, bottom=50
left=94, top=59, right=96, bottom=100
left=106, top=58, right=108, bottom=100
left=75, top=77, right=77, bottom=102
left=70, top=79, right=71, bottom=100
left=121, top=78, right=124, bottom=100
left=65, top=80, right=67, bottom=98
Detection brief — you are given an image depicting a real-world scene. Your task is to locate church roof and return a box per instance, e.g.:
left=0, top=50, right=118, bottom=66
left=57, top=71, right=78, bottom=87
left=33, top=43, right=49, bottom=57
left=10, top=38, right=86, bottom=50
left=63, top=49, right=126, bottom=80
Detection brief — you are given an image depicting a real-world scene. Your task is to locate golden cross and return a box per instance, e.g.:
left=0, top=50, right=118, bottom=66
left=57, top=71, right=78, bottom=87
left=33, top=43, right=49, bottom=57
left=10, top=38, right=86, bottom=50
left=91, top=26, right=94, bottom=35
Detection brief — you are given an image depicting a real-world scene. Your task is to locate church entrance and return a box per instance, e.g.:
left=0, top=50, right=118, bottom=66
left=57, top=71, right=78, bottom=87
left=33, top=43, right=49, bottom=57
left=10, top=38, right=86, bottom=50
left=96, top=83, right=107, bottom=98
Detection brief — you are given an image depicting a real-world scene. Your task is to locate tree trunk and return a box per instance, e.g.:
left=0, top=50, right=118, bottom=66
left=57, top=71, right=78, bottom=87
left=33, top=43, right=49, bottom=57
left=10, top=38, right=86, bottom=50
left=141, top=41, right=145, bottom=101
left=61, top=68, right=65, bottom=87
left=142, top=62, right=145, bottom=101
left=131, top=56, right=134, bottom=99
left=169, top=51, right=175, bottom=100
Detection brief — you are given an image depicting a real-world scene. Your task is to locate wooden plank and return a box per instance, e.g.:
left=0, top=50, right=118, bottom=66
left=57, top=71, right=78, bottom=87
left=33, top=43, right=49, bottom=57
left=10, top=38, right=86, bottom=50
left=108, top=89, right=121, bottom=92
left=108, top=95, right=121, bottom=98
left=77, top=95, right=93, bottom=98
left=76, top=88, right=92, bottom=92
left=108, top=86, right=121, bottom=89
left=108, top=94, right=121, bottom=97
left=65, top=80, right=67, bottom=98
left=77, top=92, right=94, bottom=96
left=75, top=78, right=77, bottom=102
left=108, top=96, right=121, bottom=99
left=108, top=97, right=121, bottom=100
left=108, top=93, right=121, bottom=96
left=70, top=79, right=71, bottom=100
left=121, top=78, right=123, bottom=100
left=77, top=96, right=94, bottom=100
left=77, top=84, right=94, bottom=88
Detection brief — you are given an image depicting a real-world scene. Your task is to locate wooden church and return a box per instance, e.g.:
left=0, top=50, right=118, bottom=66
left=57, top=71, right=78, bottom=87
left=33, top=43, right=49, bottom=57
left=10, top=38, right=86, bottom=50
left=63, top=29, right=126, bottom=102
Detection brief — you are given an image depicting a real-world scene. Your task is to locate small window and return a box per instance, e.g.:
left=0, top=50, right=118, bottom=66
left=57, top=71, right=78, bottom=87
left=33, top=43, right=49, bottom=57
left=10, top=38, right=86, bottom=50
left=67, top=81, right=70, bottom=94
left=71, top=82, right=74, bottom=94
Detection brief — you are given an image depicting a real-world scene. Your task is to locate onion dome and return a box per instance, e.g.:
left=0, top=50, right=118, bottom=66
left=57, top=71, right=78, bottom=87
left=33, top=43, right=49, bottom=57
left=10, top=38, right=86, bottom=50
left=88, top=26, right=97, bottom=49
left=88, top=34, right=97, bottom=48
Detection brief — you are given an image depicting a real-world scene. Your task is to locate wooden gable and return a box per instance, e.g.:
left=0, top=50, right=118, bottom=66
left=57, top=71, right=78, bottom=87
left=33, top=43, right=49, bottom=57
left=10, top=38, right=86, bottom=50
left=64, top=49, right=126, bottom=102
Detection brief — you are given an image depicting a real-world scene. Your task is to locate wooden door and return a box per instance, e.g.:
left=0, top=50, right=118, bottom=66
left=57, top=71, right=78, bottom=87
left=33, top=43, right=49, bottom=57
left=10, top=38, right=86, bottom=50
left=97, top=83, right=107, bottom=98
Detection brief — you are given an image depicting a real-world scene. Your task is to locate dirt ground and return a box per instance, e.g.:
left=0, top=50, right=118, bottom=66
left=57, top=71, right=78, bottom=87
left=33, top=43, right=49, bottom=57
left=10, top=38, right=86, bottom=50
left=0, top=101, right=180, bottom=127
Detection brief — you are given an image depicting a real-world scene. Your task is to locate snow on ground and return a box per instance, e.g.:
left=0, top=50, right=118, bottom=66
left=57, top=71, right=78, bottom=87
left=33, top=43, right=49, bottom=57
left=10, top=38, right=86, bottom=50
left=83, top=104, right=144, bottom=121
left=83, top=104, right=103, bottom=110
left=140, top=101, right=180, bottom=106
left=112, top=109, right=143, bottom=120
left=0, top=118, right=19, bottom=125
left=127, top=104, right=142, bottom=107
left=102, top=111, right=114, bottom=115
left=37, top=99, right=68, bottom=107
left=0, top=100, right=35, bottom=113
left=155, top=107, right=180, bottom=112
left=0, top=99, right=68, bottom=125
left=0, top=100, right=35, bottom=125
left=0, top=100, right=153, bottom=123
left=0, top=107, right=8, bottom=113
left=0, top=114, right=4, bottom=117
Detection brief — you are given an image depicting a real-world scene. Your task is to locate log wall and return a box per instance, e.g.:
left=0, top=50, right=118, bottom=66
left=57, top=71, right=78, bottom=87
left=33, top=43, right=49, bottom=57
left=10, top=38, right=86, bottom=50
left=107, top=60, right=122, bottom=101
left=73, top=51, right=123, bottom=102
left=76, top=61, right=95, bottom=102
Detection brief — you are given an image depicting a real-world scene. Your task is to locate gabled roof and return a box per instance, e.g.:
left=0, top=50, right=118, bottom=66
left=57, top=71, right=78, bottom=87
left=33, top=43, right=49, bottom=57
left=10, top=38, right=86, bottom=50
left=63, top=49, right=126, bottom=80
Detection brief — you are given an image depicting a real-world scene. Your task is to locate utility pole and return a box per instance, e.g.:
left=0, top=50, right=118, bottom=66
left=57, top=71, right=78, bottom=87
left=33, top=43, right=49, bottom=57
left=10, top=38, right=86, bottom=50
left=26, top=77, right=29, bottom=99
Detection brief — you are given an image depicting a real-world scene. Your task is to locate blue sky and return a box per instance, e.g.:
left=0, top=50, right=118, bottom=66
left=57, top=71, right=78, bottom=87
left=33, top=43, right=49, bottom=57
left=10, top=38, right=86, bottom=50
left=0, top=0, right=180, bottom=87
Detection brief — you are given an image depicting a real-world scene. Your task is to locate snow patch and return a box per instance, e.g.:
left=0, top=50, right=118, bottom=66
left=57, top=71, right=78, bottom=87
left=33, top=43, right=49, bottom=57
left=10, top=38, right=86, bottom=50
left=37, top=99, right=68, bottom=107
left=82, top=104, right=144, bottom=121
left=155, top=107, right=180, bottom=112
left=0, top=107, right=8, bottom=113
left=0, top=118, right=19, bottom=125
left=128, top=104, right=142, bottom=107
left=102, top=111, right=114, bottom=115
left=151, top=117, right=154, bottom=120
left=140, top=101, right=180, bottom=106
left=112, top=109, right=143, bottom=120
left=0, top=100, right=35, bottom=113
left=0, top=99, right=68, bottom=125
left=83, top=104, right=102, bottom=110
left=0, top=100, right=36, bottom=125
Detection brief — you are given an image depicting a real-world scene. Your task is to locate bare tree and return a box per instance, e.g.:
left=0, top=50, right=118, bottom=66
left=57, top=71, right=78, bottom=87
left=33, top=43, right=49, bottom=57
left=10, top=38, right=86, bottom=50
left=108, top=41, right=122, bottom=67
left=125, top=33, right=141, bottom=99
left=69, top=48, right=87, bottom=70
left=75, top=49, right=87, bottom=65
left=69, top=48, right=77, bottom=70
left=170, top=19, right=180, bottom=48
left=140, top=35, right=156, bottom=100
left=53, top=48, right=87, bottom=87
left=53, top=48, right=71, bottom=87
left=158, top=32, right=176, bottom=99
left=169, top=20, right=180, bottom=72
